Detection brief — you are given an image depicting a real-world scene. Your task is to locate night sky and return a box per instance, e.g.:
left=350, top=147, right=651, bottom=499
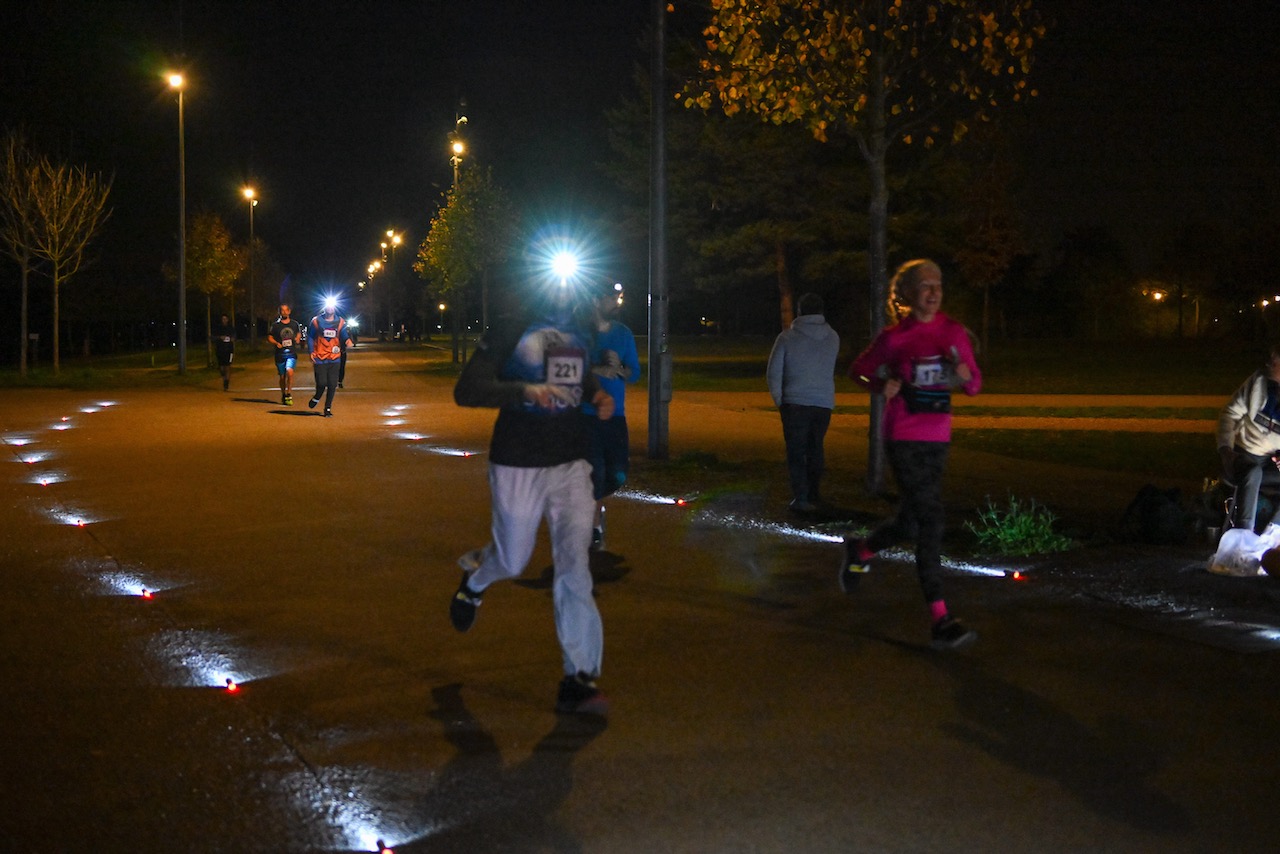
left=2, top=1, right=1276, bottom=302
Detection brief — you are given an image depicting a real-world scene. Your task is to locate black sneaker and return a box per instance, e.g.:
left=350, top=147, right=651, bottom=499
left=839, top=538, right=872, bottom=593
left=308, top=396, right=319, bottom=409
left=449, top=573, right=482, bottom=632
left=590, top=526, right=604, bottom=551
left=555, top=672, right=609, bottom=715
left=930, top=616, right=977, bottom=651
left=323, top=409, right=332, bottom=417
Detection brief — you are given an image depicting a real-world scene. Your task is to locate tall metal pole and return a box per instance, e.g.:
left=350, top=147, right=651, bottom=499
left=176, top=86, right=187, bottom=374
left=246, top=191, right=256, bottom=348
left=647, top=0, right=670, bottom=459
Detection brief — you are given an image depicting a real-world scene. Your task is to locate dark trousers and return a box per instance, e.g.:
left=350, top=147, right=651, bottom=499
left=780, top=404, right=831, bottom=503
left=867, top=440, right=949, bottom=603
left=1230, top=448, right=1280, bottom=531
left=587, top=415, right=630, bottom=501
left=313, top=360, right=340, bottom=409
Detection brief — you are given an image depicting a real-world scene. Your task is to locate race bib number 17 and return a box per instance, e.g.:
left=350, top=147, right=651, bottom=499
left=911, top=356, right=952, bottom=388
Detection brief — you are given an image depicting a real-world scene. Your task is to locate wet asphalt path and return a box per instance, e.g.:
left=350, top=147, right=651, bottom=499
left=1, top=345, right=1277, bottom=853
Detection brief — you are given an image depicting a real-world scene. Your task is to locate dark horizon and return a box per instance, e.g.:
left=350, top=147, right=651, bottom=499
left=2, top=0, right=1276, bottom=335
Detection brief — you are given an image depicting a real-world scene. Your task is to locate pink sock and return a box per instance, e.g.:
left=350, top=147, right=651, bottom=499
left=929, top=600, right=949, bottom=623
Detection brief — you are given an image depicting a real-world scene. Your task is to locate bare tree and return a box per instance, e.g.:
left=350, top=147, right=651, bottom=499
left=0, top=132, right=43, bottom=375
left=29, top=158, right=112, bottom=375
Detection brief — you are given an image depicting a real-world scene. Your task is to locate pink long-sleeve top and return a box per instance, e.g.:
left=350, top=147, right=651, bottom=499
left=849, top=313, right=982, bottom=443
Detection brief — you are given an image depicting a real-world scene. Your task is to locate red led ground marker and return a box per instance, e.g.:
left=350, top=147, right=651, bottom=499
left=225, top=678, right=239, bottom=693
left=141, top=588, right=152, bottom=599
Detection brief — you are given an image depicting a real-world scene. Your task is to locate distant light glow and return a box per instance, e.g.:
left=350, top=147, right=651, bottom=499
left=695, top=510, right=844, bottom=544
left=80, top=406, right=101, bottom=414
left=384, top=418, right=406, bottom=427
left=615, top=488, right=683, bottom=506
left=148, top=629, right=273, bottom=689
left=394, top=432, right=428, bottom=442
left=94, top=570, right=177, bottom=598
left=47, top=507, right=97, bottom=527
left=3, top=434, right=35, bottom=447
left=19, top=451, right=52, bottom=464
left=50, top=421, right=74, bottom=431
left=940, top=559, right=1009, bottom=578
left=413, top=445, right=480, bottom=458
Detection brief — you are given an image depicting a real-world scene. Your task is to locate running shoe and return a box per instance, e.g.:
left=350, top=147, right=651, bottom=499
left=839, top=537, right=872, bottom=593
left=930, top=616, right=977, bottom=651
left=308, top=396, right=319, bottom=409
left=449, top=573, right=482, bottom=632
left=284, top=394, right=293, bottom=406
left=323, top=409, right=332, bottom=418
left=555, top=672, right=609, bottom=715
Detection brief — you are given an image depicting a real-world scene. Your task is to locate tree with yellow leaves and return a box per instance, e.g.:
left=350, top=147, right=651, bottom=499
left=685, top=0, right=1045, bottom=488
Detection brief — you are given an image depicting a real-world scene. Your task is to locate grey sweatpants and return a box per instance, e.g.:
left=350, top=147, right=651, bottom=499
left=462, top=458, right=603, bottom=678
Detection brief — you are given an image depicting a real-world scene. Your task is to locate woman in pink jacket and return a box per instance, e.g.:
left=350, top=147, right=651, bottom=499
left=844, top=259, right=982, bottom=650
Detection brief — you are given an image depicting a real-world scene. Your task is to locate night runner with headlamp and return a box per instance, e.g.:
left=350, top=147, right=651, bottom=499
left=450, top=281, right=616, bottom=715
left=308, top=299, right=353, bottom=417
left=844, top=258, right=982, bottom=651
left=582, top=280, right=641, bottom=550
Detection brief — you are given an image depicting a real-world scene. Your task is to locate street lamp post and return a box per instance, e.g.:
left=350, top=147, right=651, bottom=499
left=449, top=115, right=467, bottom=187
left=381, top=230, right=402, bottom=338
left=438, top=302, right=446, bottom=333
left=168, top=72, right=187, bottom=374
left=243, top=187, right=257, bottom=348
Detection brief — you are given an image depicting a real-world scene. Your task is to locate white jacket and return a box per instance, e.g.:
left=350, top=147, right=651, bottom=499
left=1218, top=369, right=1280, bottom=455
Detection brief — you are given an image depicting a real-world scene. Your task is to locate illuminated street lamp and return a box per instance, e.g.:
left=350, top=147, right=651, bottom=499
left=242, top=186, right=258, bottom=347
left=168, top=71, right=188, bottom=373
left=438, top=302, right=446, bottom=331
left=449, top=115, right=467, bottom=187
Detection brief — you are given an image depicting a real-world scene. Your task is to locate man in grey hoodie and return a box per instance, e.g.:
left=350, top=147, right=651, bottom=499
left=766, top=293, right=841, bottom=514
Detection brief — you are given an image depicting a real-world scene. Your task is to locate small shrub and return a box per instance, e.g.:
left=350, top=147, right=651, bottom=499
left=966, top=495, right=1074, bottom=556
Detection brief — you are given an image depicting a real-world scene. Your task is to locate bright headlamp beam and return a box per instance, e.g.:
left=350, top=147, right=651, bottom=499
left=551, top=252, right=578, bottom=282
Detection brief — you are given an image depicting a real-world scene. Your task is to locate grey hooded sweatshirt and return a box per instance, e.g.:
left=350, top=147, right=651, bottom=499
left=766, top=313, right=840, bottom=409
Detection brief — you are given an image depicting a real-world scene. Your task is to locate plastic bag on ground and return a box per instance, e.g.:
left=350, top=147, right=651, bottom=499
left=1207, top=525, right=1280, bottom=577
